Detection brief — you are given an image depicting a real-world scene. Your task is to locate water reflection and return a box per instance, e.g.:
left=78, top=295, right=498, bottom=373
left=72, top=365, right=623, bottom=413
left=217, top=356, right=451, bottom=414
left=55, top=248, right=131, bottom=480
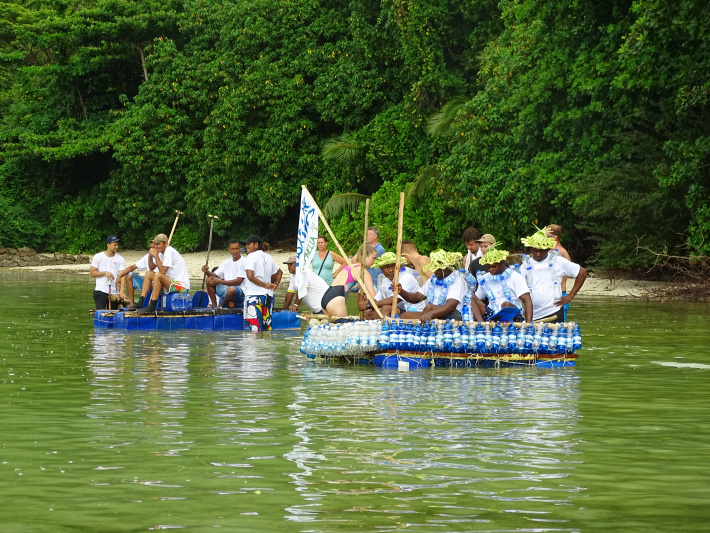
left=284, top=365, right=582, bottom=528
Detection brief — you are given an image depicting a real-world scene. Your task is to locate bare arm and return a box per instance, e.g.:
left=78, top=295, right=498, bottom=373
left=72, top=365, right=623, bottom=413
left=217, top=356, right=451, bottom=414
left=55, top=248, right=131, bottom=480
left=557, top=267, right=587, bottom=306
left=331, top=252, right=347, bottom=266
left=520, top=293, right=533, bottom=322
left=90, top=266, right=114, bottom=281
left=247, top=270, right=276, bottom=290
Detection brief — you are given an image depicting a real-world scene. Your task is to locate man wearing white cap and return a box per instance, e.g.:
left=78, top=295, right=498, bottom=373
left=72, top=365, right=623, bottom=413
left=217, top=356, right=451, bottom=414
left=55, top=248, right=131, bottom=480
left=283, top=255, right=328, bottom=314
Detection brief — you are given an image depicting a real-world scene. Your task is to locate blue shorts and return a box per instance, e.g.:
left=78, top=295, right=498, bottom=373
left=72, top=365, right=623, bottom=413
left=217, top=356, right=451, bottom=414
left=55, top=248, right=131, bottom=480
left=130, top=272, right=144, bottom=290
left=216, top=284, right=244, bottom=300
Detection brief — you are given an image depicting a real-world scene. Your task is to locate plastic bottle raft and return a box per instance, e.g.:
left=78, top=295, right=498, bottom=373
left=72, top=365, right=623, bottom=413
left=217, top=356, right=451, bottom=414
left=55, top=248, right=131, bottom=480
left=93, top=292, right=300, bottom=331
left=300, top=318, right=582, bottom=368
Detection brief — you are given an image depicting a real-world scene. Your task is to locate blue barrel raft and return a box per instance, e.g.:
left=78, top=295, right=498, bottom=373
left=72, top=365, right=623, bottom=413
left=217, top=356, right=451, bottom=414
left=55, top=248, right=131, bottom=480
left=100, top=305, right=299, bottom=333
left=300, top=318, right=582, bottom=368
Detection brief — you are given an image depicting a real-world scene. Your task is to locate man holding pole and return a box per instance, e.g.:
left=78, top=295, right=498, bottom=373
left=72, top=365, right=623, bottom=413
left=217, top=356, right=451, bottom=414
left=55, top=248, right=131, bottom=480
left=201, top=239, right=246, bottom=308
left=136, top=233, right=191, bottom=314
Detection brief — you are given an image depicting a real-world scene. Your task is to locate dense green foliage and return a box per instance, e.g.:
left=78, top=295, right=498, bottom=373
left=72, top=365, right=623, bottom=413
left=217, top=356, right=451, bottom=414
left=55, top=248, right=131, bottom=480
left=0, top=0, right=707, bottom=268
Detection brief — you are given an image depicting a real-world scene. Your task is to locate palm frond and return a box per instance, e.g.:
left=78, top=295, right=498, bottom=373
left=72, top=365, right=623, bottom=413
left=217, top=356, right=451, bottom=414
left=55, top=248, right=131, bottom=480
left=406, top=164, right=441, bottom=199
left=321, top=133, right=366, bottom=163
left=426, top=95, right=470, bottom=138
left=323, top=193, right=370, bottom=219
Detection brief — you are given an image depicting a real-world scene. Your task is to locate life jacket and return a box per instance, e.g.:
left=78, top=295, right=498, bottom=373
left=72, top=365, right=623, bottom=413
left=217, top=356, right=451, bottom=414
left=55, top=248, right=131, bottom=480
left=475, top=268, right=523, bottom=312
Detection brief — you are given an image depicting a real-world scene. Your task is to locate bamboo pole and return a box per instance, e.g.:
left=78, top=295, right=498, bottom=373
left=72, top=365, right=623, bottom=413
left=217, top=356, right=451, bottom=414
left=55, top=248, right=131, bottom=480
left=359, top=199, right=370, bottom=320
left=303, top=186, right=383, bottom=319
left=167, top=210, right=183, bottom=247
left=390, top=192, right=405, bottom=319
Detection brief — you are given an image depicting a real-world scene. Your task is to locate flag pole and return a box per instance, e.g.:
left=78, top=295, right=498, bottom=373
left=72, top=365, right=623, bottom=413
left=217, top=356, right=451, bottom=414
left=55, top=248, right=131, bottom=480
left=359, top=199, right=370, bottom=320
left=302, top=186, right=383, bottom=319
left=390, top=192, right=405, bottom=319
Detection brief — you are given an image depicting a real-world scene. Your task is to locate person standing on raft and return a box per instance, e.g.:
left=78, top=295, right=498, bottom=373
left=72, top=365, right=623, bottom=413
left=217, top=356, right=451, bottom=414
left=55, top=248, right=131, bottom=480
left=90, top=235, right=128, bottom=309
left=243, top=235, right=282, bottom=331
left=358, top=252, right=426, bottom=319
left=520, top=228, right=587, bottom=323
left=398, top=250, right=485, bottom=323
left=475, top=247, right=533, bottom=322
left=135, top=233, right=191, bottom=314
left=311, top=235, right=347, bottom=286
left=320, top=243, right=377, bottom=318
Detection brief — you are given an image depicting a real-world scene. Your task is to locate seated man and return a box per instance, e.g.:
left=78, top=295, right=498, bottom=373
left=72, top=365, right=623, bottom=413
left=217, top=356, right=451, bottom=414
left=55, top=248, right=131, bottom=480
left=475, top=247, right=533, bottom=322
left=201, top=239, right=246, bottom=308
left=283, top=255, right=328, bottom=314
left=400, top=241, right=431, bottom=281
left=398, top=250, right=484, bottom=323
left=90, top=235, right=128, bottom=309
left=521, top=228, right=587, bottom=322
left=358, top=252, right=426, bottom=319
left=118, top=239, right=156, bottom=308
left=136, top=233, right=191, bottom=314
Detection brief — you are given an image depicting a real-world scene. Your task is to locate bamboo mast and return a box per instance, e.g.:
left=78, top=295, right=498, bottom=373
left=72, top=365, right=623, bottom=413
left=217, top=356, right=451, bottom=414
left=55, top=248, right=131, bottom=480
left=390, top=192, right=405, bottom=319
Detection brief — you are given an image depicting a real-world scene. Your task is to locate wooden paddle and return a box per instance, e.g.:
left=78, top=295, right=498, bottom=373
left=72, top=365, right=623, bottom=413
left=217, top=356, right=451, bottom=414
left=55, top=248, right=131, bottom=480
left=390, top=192, right=405, bottom=319
left=193, top=215, right=218, bottom=308
left=359, top=199, right=370, bottom=320
left=166, top=210, right=183, bottom=247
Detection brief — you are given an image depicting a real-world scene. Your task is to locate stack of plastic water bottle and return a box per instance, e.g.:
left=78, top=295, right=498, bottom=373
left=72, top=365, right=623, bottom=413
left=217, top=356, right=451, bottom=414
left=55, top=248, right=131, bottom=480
left=301, top=319, right=582, bottom=357
left=300, top=320, right=382, bottom=357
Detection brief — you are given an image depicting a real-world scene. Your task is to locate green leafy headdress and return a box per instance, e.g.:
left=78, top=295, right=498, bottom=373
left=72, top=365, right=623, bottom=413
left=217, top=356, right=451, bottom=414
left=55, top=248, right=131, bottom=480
left=373, top=252, right=403, bottom=269
left=424, top=250, right=463, bottom=273
left=479, top=247, right=509, bottom=265
left=520, top=226, right=556, bottom=249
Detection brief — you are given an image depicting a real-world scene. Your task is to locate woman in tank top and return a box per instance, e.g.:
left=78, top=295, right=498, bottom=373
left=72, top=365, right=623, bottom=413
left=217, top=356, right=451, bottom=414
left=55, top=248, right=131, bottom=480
left=311, top=234, right=346, bottom=286
left=320, top=243, right=377, bottom=317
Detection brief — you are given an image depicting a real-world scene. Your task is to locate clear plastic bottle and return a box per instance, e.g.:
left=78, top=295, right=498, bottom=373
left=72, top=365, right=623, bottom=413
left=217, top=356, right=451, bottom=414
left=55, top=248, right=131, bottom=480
left=426, top=321, right=437, bottom=352
left=524, top=265, right=534, bottom=288
left=460, top=322, right=470, bottom=353
left=524, top=323, right=535, bottom=351
left=378, top=320, right=390, bottom=351
left=443, top=319, right=453, bottom=352
left=506, top=323, right=518, bottom=353
left=553, top=280, right=562, bottom=301
left=475, top=322, right=486, bottom=353
left=413, top=322, right=422, bottom=351
left=573, top=323, right=582, bottom=352
left=516, top=324, right=526, bottom=353
left=405, top=321, right=415, bottom=351
left=533, top=323, right=543, bottom=351
left=491, top=322, right=502, bottom=353
left=549, top=324, right=559, bottom=354
left=435, top=321, right=444, bottom=352
left=556, top=324, right=567, bottom=354
left=540, top=323, right=551, bottom=353
left=484, top=322, right=492, bottom=351
left=389, top=320, right=399, bottom=351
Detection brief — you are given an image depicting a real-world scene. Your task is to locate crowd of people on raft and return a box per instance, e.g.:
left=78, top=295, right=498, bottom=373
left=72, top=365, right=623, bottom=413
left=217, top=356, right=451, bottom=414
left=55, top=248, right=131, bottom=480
left=90, top=223, right=586, bottom=332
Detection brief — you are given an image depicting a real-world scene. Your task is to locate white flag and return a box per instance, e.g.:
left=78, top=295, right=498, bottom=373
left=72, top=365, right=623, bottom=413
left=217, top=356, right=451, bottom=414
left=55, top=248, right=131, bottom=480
left=294, top=187, right=320, bottom=299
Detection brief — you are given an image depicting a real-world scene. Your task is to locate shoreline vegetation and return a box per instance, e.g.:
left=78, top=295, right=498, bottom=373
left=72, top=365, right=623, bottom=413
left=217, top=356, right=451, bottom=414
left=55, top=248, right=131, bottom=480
left=1, top=1, right=708, bottom=271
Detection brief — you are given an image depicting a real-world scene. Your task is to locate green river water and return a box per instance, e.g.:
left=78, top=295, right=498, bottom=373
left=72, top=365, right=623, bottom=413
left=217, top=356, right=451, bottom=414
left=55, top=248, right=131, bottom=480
left=1, top=271, right=709, bottom=532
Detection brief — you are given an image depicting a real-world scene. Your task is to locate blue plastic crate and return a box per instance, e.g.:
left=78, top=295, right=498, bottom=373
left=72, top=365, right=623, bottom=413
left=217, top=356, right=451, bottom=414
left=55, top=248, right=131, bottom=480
left=93, top=310, right=114, bottom=328
left=214, top=313, right=243, bottom=331
left=185, top=314, right=214, bottom=330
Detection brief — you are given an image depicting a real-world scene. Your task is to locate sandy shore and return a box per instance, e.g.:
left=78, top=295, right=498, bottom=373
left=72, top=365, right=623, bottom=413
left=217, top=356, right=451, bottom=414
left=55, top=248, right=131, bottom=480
left=10, top=249, right=664, bottom=298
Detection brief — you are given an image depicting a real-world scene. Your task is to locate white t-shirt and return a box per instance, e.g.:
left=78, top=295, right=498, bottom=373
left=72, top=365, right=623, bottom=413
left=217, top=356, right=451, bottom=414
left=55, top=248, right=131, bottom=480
left=287, top=269, right=328, bottom=312
left=464, top=249, right=484, bottom=270
left=376, top=271, right=426, bottom=311
left=161, top=246, right=190, bottom=290
left=419, top=273, right=468, bottom=312
left=526, top=256, right=581, bottom=320
left=91, top=252, right=126, bottom=294
left=134, top=253, right=158, bottom=272
left=214, top=256, right=247, bottom=285
left=243, top=250, right=280, bottom=297
left=475, top=270, right=529, bottom=309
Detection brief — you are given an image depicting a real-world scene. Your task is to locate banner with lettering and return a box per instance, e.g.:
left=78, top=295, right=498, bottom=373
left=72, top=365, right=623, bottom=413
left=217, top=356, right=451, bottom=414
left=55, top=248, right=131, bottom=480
left=294, top=187, right=320, bottom=298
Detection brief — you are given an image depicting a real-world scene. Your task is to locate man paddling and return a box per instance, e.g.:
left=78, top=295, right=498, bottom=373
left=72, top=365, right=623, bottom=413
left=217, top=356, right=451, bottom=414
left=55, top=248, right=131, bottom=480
left=358, top=252, right=426, bottom=319
left=90, top=235, right=128, bottom=309
left=136, top=233, right=191, bottom=314
left=398, top=250, right=484, bottom=322
left=201, top=239, right=246, bottom=308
